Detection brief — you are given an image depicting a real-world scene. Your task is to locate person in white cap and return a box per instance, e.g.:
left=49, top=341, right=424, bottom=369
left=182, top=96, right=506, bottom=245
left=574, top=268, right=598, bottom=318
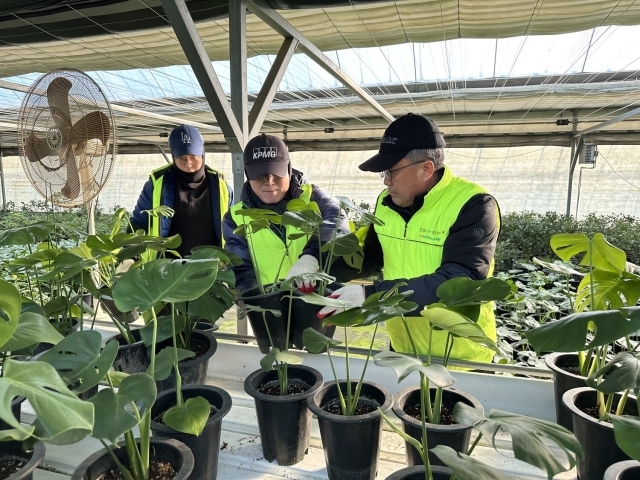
left=222, top=134, right=349, bottom=293
left=324, top=113, right=501, bottom=364
left=130, top=124, right=233, bottom=258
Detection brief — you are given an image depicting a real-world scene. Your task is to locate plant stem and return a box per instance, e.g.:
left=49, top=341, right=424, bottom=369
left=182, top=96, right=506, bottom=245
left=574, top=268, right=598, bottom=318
left=100, top=440, right=136, bottom=480
left=170, top=304, right=183, bottom=407
left=350, top=323, right=379, bottom=416
left=344, top=326, right=352, bottom=415
left=419, top=372, right=432, bottom=480
left=616, top=389, right=630, bottom=416
left=327, top=349, right=347, bottom=414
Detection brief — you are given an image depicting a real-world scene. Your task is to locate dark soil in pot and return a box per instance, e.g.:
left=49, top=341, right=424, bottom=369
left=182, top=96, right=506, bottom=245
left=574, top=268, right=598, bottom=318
left=0, top=441, right=45, bottom=480
left=70, top=437, right=193, bottom=480
left=384, top=465, right=452, bottom=480
left=151, top=385, right=232, bottom=480
left=563, top=387, right=638, bottom=480
left=393, top=386, right=483, bottom=467
left=545, top=352, right=586, bottom=431
left=244, top=365, right=323, bottom=466
left=604, top=460, right=640, bottom=480
left=154, top=330, right=217, bottom=392
left=236, top=286, right=287, bottom=354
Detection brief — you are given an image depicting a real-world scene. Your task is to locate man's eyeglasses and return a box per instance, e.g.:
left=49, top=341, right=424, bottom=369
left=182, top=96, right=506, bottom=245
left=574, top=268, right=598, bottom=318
left=379, top=161, right=424, bottom=181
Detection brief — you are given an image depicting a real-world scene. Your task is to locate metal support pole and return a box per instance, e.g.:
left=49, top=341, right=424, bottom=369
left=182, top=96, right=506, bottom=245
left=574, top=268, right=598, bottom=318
left=566, top=135, right=583, bottom=217
left=229, top=0, right=248, bottom=203
left=0, top=149, right=6, bottom=210
left=156, top=144, right=172, bottom=164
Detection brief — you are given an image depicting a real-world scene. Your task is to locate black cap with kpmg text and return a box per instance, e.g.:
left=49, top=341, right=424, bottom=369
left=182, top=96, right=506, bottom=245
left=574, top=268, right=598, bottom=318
left=359, top=113, right=446, bottom=172
left=243, top=134, right=290, bottom=180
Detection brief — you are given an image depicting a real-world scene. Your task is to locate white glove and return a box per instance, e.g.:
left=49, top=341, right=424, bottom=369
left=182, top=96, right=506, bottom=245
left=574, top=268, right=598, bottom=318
left=285, top=254, right=319, bottom=287
left=317, top=285, right=366, bottom=319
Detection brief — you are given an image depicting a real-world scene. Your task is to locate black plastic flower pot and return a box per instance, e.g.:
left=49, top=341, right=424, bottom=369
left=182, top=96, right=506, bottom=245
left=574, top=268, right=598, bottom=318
left=244, top=365, right=323, bottom=466
left=194, top=321, right=220, bottom=333
left=307, top=380, right=393, bottom=480
left=604, top=460, right=640, bottom=480
left=545, top=352, right=586, bottom=431
left=237, top=286, right=287, bottom=354
left=150, top=385, right=232, bottom=480
left=393, top=386, right=483, bottom=467
left=99, top=290, right=139, bottom=324
left=384, top=465, right=452, bottom=480
left=70, top=437, right=194, bottom=480
left=109, top=328, right=149, bottom=375
left=155, top=330, right=217, bottom=393
left=289, top=283, right=341, bottom=351
left=563, top=387, right=637, bottom=480
left=1, top=441, right=45, bottom=480
left=0, top=396, right=25, bottom=431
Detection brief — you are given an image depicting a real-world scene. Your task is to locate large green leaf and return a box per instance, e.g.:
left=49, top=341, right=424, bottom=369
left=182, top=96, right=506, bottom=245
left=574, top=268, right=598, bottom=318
left=39, top=331, right=119, bottom=393
left=575, top=270, right=640, bottom=311
left=1, top=311, right=63, bottom=351
left=236, top=208, right=282, bottom=223
left=435, top=277, right=512, bottom=306
left=610, top=415, right=640, bottom=461
left=113, top=257, right=219, bottom=312
left=302, top=327, right=342, bottom=353
left=260, top=348, right=304, bottom=372
left=532, top=258, right=583, bottom=276
left=163, top=396, right=211, bottom=436
left=321, top=233, right=361, bottom=257
left=89, top=372, right=156, bottom=443
left=373, top=351, right=455, bottom=387
left=430, top=445, right=513, bottom=480
left=453, top=403, right=583, bottom=479
left=587, top=352, right=640, bottom=395
left=151, top=347, right=195, bottom=381
left=420, top=307, right=500, bottom=353
left=281, top=209, right=323, bottom=234
left=0, top=280, right=22, bottom=350
left=527, top=308, right=640, bottom=353
left=175, top=282, right=235, bottom=324
left=0, top=359, right=94, bottom=444
left=0, top=221, right=54, bottom=246
left=550, top=233, right=626, bottom=274
left=336, top=196, right=384, bottom=226
left=321, top=290, right=417, bottom=327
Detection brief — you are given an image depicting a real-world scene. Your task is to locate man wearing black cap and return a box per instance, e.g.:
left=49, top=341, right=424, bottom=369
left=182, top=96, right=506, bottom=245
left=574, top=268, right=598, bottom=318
left=321, top=113, right=500, bottom=363
left=130, top=124, right=233, bottom=258
left=222, top=134, right=349, bottom=293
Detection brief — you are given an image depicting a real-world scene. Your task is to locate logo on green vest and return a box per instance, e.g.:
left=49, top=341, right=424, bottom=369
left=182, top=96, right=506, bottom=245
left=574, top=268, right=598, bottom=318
left=418, top=227, right=446, bottom=242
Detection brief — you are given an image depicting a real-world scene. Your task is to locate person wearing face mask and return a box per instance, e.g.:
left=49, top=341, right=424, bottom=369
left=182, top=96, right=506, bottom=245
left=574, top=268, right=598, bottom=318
left=129, top=124, right=233, bottom=258
left=222, top=134, right=349, bottom=293
left=324, top=113, right=501, bottom=364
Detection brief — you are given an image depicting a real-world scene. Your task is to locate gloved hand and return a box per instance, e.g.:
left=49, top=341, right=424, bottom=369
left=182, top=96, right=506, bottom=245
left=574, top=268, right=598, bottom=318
left=285, top=254, right=319, bottom=288
left=317, top=285, right=366, bottom=319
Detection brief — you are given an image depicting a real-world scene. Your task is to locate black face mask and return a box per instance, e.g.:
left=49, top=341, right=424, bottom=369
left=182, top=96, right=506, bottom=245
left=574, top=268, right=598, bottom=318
left=174, top=159, right=206, bottom=189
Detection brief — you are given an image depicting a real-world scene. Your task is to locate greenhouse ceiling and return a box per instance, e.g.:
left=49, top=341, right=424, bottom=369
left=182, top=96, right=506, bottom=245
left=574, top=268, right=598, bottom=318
left=1, top=0, right=640, bottom=153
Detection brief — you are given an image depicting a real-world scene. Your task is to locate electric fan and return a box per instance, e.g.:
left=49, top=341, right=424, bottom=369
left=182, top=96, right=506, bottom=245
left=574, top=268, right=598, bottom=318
left=18, top=69, right=116, bottom=208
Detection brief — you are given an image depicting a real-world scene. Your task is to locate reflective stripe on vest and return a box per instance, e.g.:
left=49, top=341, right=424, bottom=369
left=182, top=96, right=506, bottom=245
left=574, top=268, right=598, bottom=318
left=230, top=184, right=312, bottom=286
left=143, top=164, right=230, bottom=262
left=375, top=165, right=499, bottom=363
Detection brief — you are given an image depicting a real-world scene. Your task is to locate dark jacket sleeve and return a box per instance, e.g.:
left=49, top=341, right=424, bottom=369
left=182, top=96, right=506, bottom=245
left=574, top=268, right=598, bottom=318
left=129, top=178, right=153, bottom=233
left=364, top=194, right=500, bottom=312
left=301, top=185, right=350, bottom=261
left=222, top=209, right=258, bottom=294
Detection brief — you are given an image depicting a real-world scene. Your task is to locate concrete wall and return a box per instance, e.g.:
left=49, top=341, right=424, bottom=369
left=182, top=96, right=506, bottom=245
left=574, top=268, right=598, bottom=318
left=2, top=144, right=639, bottom=218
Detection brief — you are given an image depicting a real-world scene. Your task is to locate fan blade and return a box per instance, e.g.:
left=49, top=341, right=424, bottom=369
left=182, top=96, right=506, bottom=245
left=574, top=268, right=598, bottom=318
left=47, top=77, right=73, bottom=132
left=70, top=111, right=110, bottom=145
left=78, top=154, right=97, bottom=203
left=60, top=150, right=81, bottom=200
left=24, top=133, right=56, bottom=162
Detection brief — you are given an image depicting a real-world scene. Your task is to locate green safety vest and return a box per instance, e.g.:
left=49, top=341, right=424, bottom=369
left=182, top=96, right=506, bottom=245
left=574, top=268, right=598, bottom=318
left=143, top=164, right=230, bottom=262
left=230, top=184, right=312, bottom=286
left=376, top=165, right=499, bottom=364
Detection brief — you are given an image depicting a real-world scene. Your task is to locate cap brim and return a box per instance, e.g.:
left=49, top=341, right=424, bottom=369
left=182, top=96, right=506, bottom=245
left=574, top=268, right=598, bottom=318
left=358, top=150, right=409, bottom=172
left=245, top=161, right=289, bottom=180
left=172, top=145, right=204, bottom=158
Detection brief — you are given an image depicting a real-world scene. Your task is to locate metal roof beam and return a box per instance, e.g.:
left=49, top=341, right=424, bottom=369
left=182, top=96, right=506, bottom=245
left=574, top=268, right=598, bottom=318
left=160, top=0, right=243, bottom=151
left=249, top=37, right=298, bottom=138
left=576, top=105, right=640, bottom=136
left=246, top=0, right=395, bottom=124
left=0, top=79, right=222, bottom=133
